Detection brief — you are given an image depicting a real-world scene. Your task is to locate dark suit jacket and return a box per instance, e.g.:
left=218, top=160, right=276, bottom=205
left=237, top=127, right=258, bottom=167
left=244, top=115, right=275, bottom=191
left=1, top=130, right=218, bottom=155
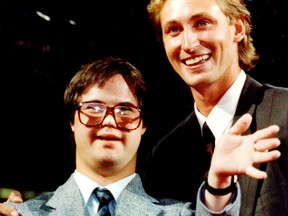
left=5, top=173, right=240, bottom=215
left=143, top=75, right=288, bottom=216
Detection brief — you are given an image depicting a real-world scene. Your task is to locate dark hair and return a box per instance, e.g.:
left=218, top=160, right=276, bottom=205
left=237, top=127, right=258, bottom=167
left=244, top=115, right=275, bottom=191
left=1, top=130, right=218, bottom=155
left=64, top=56, right=147, bottom=124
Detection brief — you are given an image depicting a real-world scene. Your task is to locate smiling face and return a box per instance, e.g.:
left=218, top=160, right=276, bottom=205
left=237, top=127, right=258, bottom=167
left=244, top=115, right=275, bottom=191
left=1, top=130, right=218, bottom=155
left=71, top=74, right=146, bottom=180
left=160, top=0, right=244, bottom=92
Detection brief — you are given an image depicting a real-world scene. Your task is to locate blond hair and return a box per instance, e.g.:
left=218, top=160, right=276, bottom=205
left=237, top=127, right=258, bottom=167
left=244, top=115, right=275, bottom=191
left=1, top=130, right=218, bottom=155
left=147, top=0, right=259, bottom=71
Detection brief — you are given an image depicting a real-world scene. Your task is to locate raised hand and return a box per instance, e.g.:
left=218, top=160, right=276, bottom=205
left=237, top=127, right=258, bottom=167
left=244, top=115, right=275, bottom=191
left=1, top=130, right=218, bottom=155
left=210, top=113, right=280, bottom=180
left=204, top=113, right=280, bottom=211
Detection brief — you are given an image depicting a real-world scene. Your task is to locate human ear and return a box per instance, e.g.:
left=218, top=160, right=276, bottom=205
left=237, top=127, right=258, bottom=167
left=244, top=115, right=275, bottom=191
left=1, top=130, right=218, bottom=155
left=70, top=121, right=75, bottom=132
left=141, top=126, right=147, bottom=135
left=234, top=16, right=245, bottom=42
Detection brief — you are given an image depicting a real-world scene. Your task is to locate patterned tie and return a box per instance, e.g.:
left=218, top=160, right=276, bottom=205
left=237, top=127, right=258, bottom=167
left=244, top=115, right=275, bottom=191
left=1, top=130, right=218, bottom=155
left=202, top=122, right=215, bottom=156
left=94, top=187, right=114, bottom=216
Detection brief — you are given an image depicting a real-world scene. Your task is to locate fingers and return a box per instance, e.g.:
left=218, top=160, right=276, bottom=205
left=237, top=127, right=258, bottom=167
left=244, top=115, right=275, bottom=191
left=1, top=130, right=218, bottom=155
left=0, top=203, right=18, bottom=216
left=246, top=166, right=268, bottom=179
left=253, top=150, right=281, bottom=163
left=246, top=149, right=281, bottom=180
left=7, top=191, right=23, bottom=203
left=228, top=113, right=279, bottom=141
left=0, top=191, right=22, bottom=216
left=252, top=136, right=281, bottom=163
left=213, top=113, right=281, bottom=180
left=254, top=138, right=280, bottom=152
left=250, top=125, right=280, bottom=142
left=247, top=138, right=281, bottom=179
left=228, top=113, right=252, bottom=135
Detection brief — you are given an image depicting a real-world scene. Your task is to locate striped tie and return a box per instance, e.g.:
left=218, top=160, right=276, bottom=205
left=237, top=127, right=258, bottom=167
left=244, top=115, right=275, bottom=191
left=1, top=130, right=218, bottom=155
left=94, top=187, right=114, bottom=216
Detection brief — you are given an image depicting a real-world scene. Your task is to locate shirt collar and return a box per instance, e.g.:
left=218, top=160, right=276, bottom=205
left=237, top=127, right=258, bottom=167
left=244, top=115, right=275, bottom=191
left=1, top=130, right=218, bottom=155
left=195, top=70, right=246, bottom=143
left=73, top=170, right=136, bottom=205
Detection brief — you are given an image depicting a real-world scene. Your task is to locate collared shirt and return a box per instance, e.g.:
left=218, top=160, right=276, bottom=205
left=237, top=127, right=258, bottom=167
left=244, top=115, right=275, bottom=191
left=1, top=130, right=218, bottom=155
left=73, top=170, right=136, bottom=216
left=195, top=70, right=246, bottom=146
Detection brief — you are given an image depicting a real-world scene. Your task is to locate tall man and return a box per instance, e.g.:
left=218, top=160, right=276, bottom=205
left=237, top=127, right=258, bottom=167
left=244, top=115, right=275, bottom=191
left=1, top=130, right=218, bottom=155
left=143, top=0, right=288, bottom=215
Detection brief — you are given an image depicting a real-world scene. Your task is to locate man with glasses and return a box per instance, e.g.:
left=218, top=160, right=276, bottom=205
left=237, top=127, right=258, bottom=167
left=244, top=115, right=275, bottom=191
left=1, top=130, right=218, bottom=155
left=0, top=56, right=281, bottom=215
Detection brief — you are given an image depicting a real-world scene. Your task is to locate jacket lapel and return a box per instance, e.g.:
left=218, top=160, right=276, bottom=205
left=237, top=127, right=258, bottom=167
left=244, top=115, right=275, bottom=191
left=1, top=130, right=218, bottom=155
left=45, top=174, right=88, bottom=215
left=116, top=174, right=163, bottom=215
left=233, top=75, right=266, bottom=215
left=234, top=75, right=262, bottom=124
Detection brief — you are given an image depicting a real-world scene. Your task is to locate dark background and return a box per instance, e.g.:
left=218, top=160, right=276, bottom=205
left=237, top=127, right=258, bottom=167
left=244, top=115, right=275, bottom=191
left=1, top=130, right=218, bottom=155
left=0, top=0, right=287, bottom=199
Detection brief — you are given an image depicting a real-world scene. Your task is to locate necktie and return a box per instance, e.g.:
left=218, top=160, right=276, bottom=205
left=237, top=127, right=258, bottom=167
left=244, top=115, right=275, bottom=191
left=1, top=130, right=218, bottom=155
left=94, top=187, right=114, bottom=216
left=202, top=122, right=215, bottom=156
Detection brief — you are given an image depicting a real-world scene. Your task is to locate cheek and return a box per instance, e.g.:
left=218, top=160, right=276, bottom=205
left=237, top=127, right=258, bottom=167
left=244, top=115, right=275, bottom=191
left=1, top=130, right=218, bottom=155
left=212, top=27, right=234, bottom=45
left=73, top=126, right=85, bottom=145
left=126, top=131, right=142, bottom=152
left=73, top=122, right=92, bottom=144
left=164, top=37, right=180, bottom=54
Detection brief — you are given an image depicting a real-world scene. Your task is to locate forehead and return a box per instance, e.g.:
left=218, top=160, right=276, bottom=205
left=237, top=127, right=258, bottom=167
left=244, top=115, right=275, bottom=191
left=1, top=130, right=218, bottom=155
left=161, top=0, right=222, bottom=22
left=80, top=74, right=138, bottom=105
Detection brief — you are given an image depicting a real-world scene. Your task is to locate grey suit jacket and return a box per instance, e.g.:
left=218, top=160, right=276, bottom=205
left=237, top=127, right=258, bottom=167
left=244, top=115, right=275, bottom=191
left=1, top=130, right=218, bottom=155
left=143, top=75, right=288, bottom=216
left=234, top=76, right=288, bottom=215
left=5, top=173, right=240, bottom=215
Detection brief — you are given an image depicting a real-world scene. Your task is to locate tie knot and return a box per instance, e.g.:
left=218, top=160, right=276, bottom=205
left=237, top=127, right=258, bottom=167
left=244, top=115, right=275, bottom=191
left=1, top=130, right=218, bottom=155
left=94, top=188, right=114, bottom=205
left=202, top=122, right=214, bottom=144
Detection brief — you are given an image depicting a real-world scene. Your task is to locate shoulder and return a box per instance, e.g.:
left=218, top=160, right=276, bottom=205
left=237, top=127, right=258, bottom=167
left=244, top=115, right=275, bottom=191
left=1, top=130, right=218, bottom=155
left=264, top=83, right=288, bottom=96
left=117, top=174, right=194, bottom=215
left=5, top=192, right=54, bottom=214
left=261, top=83, right=288, bottom=108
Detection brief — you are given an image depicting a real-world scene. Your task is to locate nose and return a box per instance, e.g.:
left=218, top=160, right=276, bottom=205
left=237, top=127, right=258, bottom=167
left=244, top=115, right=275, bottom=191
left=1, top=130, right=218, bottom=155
left=182, top=28, right=199, bottom=52
left=101, top=112, right=117, bottom=127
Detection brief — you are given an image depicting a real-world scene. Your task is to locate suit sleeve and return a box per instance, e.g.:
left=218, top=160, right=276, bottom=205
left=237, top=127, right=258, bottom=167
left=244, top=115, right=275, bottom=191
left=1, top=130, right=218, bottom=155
left=195, top=182, right=241, bottom=215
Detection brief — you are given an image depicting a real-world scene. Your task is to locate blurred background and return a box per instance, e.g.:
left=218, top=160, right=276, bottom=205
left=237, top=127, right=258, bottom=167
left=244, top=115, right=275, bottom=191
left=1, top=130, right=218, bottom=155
left=0, top=0, right=287, bottom=201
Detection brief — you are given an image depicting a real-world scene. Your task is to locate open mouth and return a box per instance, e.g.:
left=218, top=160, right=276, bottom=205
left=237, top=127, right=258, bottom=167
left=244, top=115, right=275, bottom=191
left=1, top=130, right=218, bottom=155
left=183, top=54, right=210, bottom=66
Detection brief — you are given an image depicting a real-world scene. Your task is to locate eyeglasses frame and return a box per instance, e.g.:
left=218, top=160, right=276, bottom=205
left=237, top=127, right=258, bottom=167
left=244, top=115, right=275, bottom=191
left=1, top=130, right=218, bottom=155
left=75, top=100, right=143, bottom=130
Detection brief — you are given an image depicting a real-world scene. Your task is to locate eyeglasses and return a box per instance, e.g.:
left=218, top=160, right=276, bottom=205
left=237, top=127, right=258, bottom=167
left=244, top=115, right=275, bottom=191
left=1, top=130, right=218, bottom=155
left=76, top=101, right=143, bottom=130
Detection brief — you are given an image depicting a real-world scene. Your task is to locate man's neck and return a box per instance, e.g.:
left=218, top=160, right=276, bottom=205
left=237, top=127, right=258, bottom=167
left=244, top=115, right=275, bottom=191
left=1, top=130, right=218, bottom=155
left=192, top=71, right=241, bottom=117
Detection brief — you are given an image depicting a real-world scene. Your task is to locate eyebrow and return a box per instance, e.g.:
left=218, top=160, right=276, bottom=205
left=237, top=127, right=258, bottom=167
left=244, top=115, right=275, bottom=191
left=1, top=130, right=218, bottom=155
left=81, top=100, right=138, bottom=107
left=162, top=12, right=217, bottom=28
left=190, top=12, right=217, bottom=23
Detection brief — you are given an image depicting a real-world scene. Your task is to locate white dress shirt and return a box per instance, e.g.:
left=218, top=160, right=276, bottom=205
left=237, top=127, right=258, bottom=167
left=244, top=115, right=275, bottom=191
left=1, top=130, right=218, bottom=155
left=195, top=70, right=246, bottom=146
